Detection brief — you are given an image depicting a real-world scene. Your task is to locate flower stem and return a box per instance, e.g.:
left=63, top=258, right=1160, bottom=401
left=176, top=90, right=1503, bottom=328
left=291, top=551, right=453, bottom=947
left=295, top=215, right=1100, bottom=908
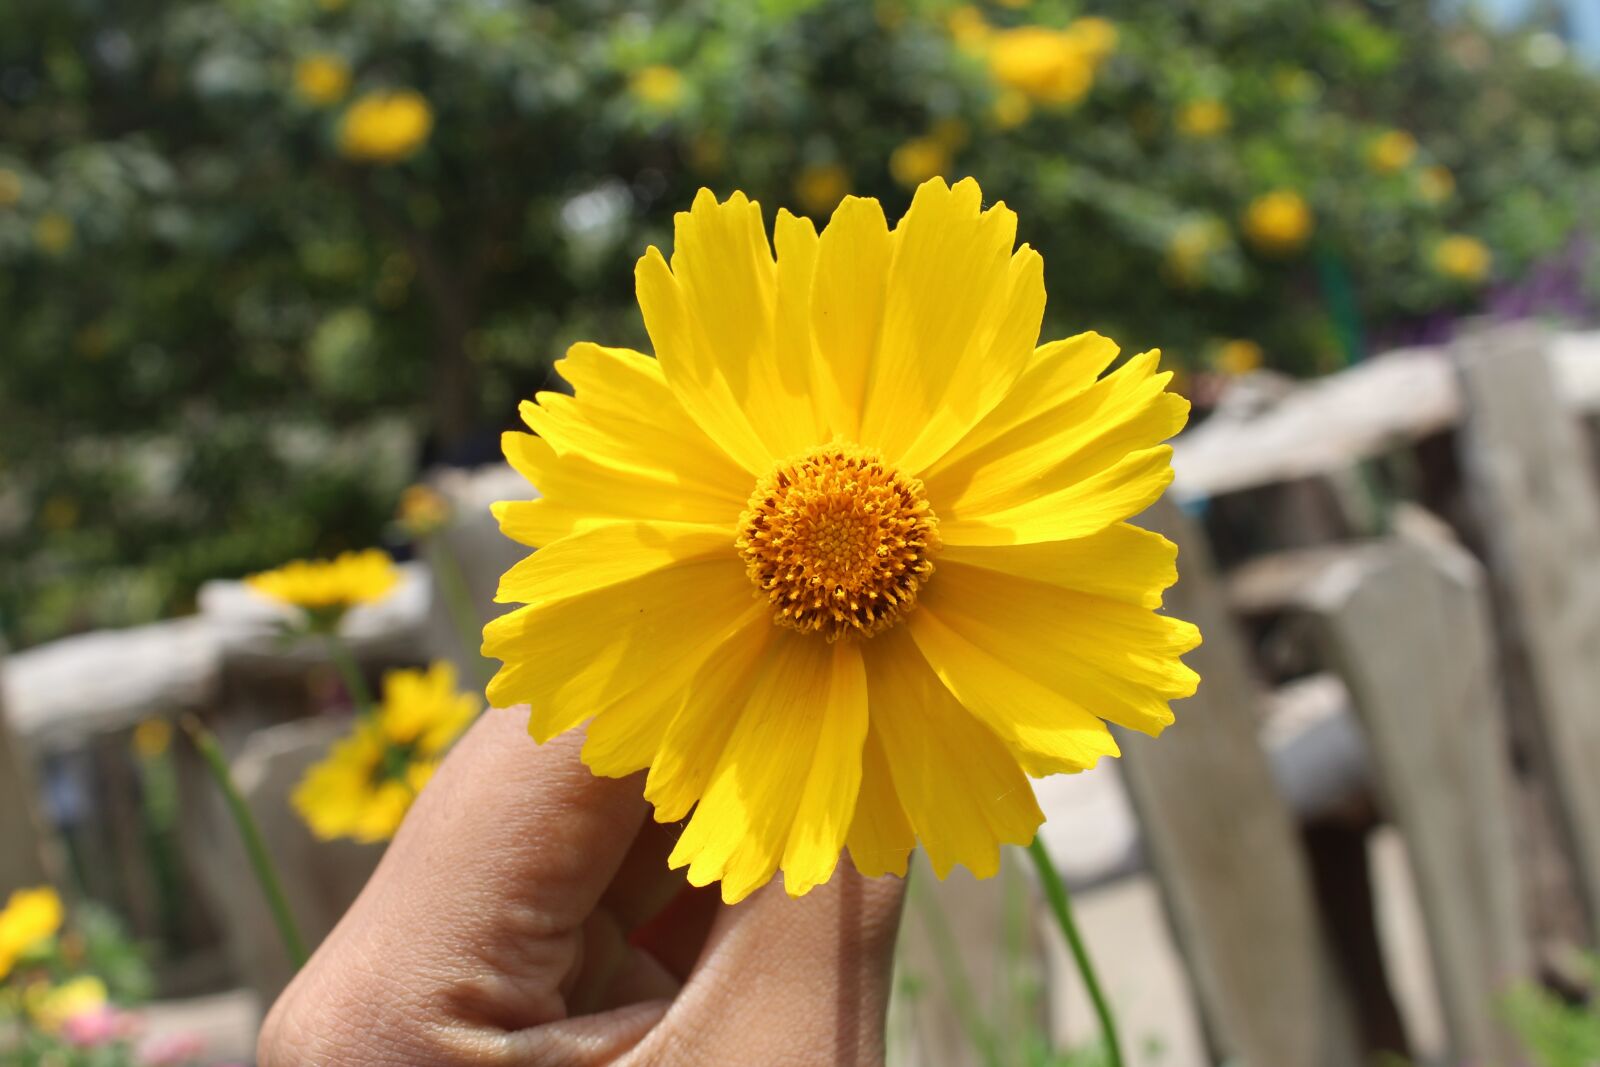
left=324, top=631, right=374, bottom=713
left=182, top=716, right=308, bottom=970
left=1025, top=835, right=1124, bottom=1067
left=424, top=536, right=494, bottom=693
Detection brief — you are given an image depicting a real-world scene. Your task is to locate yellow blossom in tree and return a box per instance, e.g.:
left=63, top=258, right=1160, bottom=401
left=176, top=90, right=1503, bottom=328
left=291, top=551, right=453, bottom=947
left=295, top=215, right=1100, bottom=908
left=794, top=163, right=851, bottom=219
left=292, top=662, right=478, bottom=842
left=1433, top=234, right=1492, bottom=283
left=1214, top=339, right=1264, bottom=376
left=630, top=65, right=687, bottom=110
left=132, top=719, right=173, bottom=759
left=889, top=136, right=950, bottom=188
left=1418, top=165, right=1455, bottom=204
left=1242, top=189, right=1313, bottom=255
left=987, top=26, right=1094, bottom=106
left=27, top=976, right=107, bottom=1033
left=0, top=887, right=64, bottom=980
left=293, top=53, right=351, bottom=106
left=337, top=90, right=433, bottom=164
left=246, top=548, right=399, bottom=616
left=1176, top=99, right=1230, bottom=138
left=485, top=178, right=1200, bottom=903
left=33, top=212, right=74, bottom=256
left=946, top=5, right=992, bottom=53
left=1165, top=216, right=1227, bottom=287
left=1368, top=129, right=1418, bottom=174
left=991, top=90, right=1032, bottom=129
left=0, top=168, right=22, bottom=208
left=1066, top=16, right=1118, bottom=63
left=397, top=483, right=451, bottom=538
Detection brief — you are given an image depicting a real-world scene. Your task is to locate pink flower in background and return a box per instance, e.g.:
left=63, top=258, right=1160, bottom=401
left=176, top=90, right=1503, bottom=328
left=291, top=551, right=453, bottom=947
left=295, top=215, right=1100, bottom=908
left=61, top=1005, right=137, bottom=1047
left=137, top=1030, right=208, bottom=1066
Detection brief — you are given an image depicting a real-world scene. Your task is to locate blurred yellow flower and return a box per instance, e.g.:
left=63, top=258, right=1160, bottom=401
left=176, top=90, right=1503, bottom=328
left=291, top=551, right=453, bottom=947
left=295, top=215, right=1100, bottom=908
left=946, top=6, right=991, bottom=53
left=987, top=26, right=1094, bottom=106
left=397, top=483, right=451, bottom=538
left=1242, top=190, right=1313, bottom=255
left=292, top=662, right=477, bottom=842
left=1214, top=339, right=1264, bottom=376
left=132, top=718, right=173, bottom=759
left=246, top=548, right=399, bottom=615
left=1067, top=16, right=1119, bottom=62
left=630, top=64, right=687, bottom=110
left=889, top=135, right=950, bottom=187
left=1433, top=234, right=1491, bottom=283
left=293, top=53, right=351, bottom=106
left=1418, top=164, right=1455, bottom=204
left=1176, top=98, right=1230, bottom=138
left=33, top=212, right=74, bottom=255
left=27, top=976, right=106, bottom=1033
left=991, top=89, right=1032, bottom=129
left=337, top=90, right=433, bottom=164
left=795, top=162, right=851, bottom=218
left=0, top=168, right=22, bottom=207
left=1165, top=217, right=1227, bottom=286
left=0, top=887, right=64, bottom=980
left=1368, top=129, right=1417, bottom=174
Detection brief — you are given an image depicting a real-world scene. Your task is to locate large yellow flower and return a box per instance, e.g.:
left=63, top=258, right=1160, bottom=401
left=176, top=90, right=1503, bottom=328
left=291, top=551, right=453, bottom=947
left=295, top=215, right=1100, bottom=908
left=246, top=548, right=398, bottom=616
left=292, top=662, right=477, bottom=843
left=0, top=886, right=63, bottom=980
left=485, top=178, right=1200, bottom=904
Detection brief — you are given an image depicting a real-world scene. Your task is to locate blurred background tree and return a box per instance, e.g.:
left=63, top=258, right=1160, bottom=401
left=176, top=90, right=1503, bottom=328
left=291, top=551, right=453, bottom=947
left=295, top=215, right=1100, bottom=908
left=2, top=0, right=1597, bottom=647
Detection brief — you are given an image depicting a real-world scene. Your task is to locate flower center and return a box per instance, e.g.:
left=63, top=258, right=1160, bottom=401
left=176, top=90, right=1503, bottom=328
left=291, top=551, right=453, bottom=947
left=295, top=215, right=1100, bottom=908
left=737, top=444, right=942, bottom=641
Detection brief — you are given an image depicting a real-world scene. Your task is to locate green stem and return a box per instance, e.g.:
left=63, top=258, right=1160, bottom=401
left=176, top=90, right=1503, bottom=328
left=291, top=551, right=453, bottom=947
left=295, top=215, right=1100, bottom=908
left=424, top=536, right=494, bottom=693
left=182, top=717, right=308, bottom=970
left=1026, top=836, right=1124, bottom=1067
left=324, top=631, right=374, bottom=713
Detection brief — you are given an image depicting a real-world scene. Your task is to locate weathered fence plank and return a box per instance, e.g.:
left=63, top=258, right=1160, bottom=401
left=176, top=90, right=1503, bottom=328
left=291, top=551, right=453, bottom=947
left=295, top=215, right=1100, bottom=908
left=0, top=648, right=53, bottom=892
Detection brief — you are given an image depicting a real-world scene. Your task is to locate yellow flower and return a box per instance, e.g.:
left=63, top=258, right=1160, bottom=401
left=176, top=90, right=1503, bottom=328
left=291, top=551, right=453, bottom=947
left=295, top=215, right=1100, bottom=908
left=991, top=89, right=1032, bottom=130
left=889, top=136, right=950, bottom=188
left=1242, top=189, right=1313, bottom=255
left=795, top=163, right=851, bottom=219
left=1176, top=99, right=1230, bottom=138
left=293, top=53, right=351, bottom=106
left=485, top=178, right=1200, bottom=904
left=396, top=483, right=451, bottom=538
left=1368, top=129, right=1417, bottom=174
left=27, top=976, right=106, bottom=1032
left=946, top=6, right=992, bottom=53
left=0, top=168, right=22, bottom=208
left=0, top=887, right=64, bottom=980
left=987, top=26, right=1094, bottom=106
left=337, top=90, right=433, bottom=164
left=33, top=212, right=74, bottom=255
left=1165, top=216, right=1227, bottom=286
left=1433, top=234, right=1491, bottom=283
left=1214, top=339, right=1264, bottom=376
left=246, top=548, right=399, bottom=615
left=1418, top=164, right=1455, bottom=204
left=1066, top=16, right=1118, bottom=63
left=292, top=662, right=477, bottom=843
left=630, top=65, right=686, bottom=110
left=132, top=719, right=173, bottom=759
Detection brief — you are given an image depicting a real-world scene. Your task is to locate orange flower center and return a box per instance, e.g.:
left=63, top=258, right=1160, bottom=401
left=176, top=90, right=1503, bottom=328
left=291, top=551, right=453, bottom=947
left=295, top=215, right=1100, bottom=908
left=737, top=445, right=942, bottom=641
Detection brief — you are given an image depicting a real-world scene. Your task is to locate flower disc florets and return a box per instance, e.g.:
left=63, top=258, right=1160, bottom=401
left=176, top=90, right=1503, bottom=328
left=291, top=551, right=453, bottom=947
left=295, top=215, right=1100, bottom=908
left=737, top=444, right=942, bottom=641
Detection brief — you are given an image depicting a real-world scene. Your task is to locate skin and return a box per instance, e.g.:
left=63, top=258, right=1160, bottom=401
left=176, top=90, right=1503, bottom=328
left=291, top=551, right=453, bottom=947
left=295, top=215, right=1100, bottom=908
left=258, top=706, right=907, bottom=1066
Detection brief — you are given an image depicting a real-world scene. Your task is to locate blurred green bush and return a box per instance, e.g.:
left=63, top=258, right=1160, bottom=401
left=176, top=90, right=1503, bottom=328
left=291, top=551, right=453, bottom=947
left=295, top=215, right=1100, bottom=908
left=2, top=0, right=1598, bottom=646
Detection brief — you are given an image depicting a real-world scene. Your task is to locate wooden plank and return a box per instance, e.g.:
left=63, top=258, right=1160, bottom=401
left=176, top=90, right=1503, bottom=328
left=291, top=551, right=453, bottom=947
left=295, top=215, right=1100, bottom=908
left=1303, top=539, right=1529, bottom=1065
left=1119, top=497, right=1363, bottom=1067
left=1455, top=324, right=1600, bottom=935
left=0, top=648, right=54, bottom=892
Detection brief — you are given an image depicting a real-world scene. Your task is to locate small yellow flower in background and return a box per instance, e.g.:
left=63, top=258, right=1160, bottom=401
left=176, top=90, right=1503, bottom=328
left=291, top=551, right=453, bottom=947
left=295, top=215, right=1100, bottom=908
left=889, top=135, right=950, bottom=188
left=246, top=548, right=399, bottom=618
left=0, top=168, right=22, bottom=208
left=293, top=53, right=351, bottom=106
left=33, top=212, right=74, bottom=256
left=27, top=975, right=107, bottom=1032
left=1067, top=16, right=1118, bottom=63
left=486, top=177, right=1199, bottom=903
left=1165, top=216, right=1227, bottom=287
left=1433, top=234, right=1492, bottom=283
left=396, top=483, right=451, bottom=538
left=292, top=662, right=478, bottom=843
left=987, top=26, right=1094, bottom=106
left=337, top=90, right=433, bottom=164
left=1368, top=129, right=1418, bottom=174
left=1242, top=189, right=1313, bottom=255
left=1214, top=339, right=1265, bottom=376
left=1176, top=98, right=1230, bottom=138
left=1418, top=164, right=1455, bottom=204
left=1273, top=66, right=1317, bottom=102
left=0, top=887, right=64, bottom=980
left=132, top=719, right=174, bottom=760
left=946, top=5, right=992, bottom=53
left=795, top=162, right=851, bottom=219
left=991, top=89, right=1032, bottom=130
left=630, top=64, right=687, bottom=110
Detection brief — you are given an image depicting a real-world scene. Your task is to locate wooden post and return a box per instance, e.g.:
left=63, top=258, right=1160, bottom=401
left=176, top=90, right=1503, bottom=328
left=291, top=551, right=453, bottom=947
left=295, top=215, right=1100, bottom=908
left=0, top=648, right=55, bottom=892
left=1120, top=498, right=1363, bottom=1067
left=1455, top=324, right=1600, bottom=936
left=1304, top=538, right=1529, bottom=1066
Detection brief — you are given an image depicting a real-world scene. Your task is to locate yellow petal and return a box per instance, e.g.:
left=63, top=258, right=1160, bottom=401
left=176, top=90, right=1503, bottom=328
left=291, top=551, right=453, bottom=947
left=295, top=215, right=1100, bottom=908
left=845, top=726, right=915, bottom=879
left=495, top=521, right=735, bottom=606
left=864, top=629, right=1043, bottom=879
left=925, top=350, right=1188, bottom=520
left=773, top=207, right=823, bottom=417
left=857, top=178, right=1043, bottom=473
left=940, top=523, right=1177, bottom=609
left=923, top=561, right=1200, bottom=738
left=668, top=633, right=869, bottom=903
left=810, top=195, right=893, bottom=441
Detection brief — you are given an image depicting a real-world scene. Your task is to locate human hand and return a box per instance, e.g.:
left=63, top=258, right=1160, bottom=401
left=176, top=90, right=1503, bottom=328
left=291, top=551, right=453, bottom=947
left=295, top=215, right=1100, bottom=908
left=258, top=705, right=907, bottom=1066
